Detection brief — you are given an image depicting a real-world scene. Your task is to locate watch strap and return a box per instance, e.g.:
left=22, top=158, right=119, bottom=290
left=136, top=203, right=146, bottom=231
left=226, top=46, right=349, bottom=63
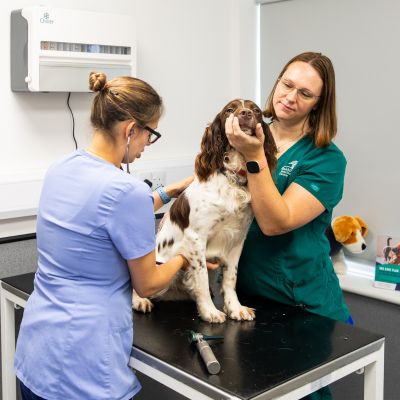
left=257, top=158, right=268, bottom=170
left=156, top=186, right=171, bottom=204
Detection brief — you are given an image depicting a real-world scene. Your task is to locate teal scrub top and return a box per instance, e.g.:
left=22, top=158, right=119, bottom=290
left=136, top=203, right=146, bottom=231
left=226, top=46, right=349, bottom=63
left=237, top=136, right=350, bottom=322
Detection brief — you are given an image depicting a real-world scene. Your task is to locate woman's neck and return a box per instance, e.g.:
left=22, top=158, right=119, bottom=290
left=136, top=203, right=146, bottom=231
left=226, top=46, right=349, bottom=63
left=86, top=132, right=122, bottom=168
left=271, top=118, right=308, bottom=141
left=271, top=118, right=308, bottom=156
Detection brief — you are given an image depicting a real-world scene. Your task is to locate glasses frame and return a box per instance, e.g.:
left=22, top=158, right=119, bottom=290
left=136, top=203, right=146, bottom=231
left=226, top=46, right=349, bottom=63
left=144, top=126, right=162, bottom=144
left=277, top=78, right=321, bottom=102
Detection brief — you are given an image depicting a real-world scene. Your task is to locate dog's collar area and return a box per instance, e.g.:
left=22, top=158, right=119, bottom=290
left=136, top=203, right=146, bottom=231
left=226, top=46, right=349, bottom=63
left=224, top=167, right=247, bottom=177
left=222, top=168, right=248, bottom=186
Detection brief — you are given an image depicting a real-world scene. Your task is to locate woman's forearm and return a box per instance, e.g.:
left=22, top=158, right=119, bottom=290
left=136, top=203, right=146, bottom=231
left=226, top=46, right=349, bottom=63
left=130, top=254, right=187, bottom=298
left=246, top=165, right=292, bottom=236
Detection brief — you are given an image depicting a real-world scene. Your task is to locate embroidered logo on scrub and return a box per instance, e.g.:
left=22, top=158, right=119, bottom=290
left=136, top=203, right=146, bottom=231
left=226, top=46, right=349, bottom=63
left=279, top=160, right=298, bottom=177
left=310, top=183, right=320, bottom=192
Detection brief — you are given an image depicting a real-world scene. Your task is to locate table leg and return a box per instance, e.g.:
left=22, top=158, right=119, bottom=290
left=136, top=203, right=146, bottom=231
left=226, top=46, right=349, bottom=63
left=1, top=287, right=17, bottom=400
left=364, top=342, right=385, bottom=400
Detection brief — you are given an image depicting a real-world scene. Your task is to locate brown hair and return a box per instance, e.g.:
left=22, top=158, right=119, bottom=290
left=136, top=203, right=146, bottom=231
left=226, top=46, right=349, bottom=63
left=263, top=52, right=337, bottom=147
left=89, top=72, right=163, bottom=140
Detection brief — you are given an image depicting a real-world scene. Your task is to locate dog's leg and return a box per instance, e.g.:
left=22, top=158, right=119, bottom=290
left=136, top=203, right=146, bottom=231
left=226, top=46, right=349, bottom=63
left=180, top=230, right=226, bottom=323
left=132, top=289, right=154, bottom=313
left=222, top=243, right=255, bottom=321
left=190, top=262, right=227, bottom=323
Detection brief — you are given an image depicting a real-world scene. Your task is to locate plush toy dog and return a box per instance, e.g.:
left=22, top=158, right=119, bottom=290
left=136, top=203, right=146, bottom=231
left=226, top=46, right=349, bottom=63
left=326, top=216, right=368, bottom=275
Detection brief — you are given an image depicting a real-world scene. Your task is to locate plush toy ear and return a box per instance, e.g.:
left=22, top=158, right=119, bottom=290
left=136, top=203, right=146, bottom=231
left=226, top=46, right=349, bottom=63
left=354, top=216, right=368, bottom=237
left=332, top=217, right=352, bottom=243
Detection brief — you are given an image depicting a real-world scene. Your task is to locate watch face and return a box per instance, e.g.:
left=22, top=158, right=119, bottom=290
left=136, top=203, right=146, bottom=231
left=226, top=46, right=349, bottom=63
left=246, top=161, right=260, bottom=173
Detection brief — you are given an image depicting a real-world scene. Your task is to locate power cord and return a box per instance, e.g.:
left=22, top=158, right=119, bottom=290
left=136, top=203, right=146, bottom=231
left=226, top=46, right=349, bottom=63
left=67, top=92, right=78, bottom=149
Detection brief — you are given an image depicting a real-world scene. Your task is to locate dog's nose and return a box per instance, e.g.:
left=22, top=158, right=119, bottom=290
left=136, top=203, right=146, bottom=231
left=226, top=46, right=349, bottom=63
left=239, top=109, right=253, bottom=119
left=362, top=243, right=367, bottom=250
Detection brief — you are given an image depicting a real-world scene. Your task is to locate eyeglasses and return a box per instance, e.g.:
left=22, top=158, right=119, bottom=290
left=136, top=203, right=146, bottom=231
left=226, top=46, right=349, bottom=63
left=277, top=78, right=320, bottom=102
left=144, top=126, right=162, bottom=144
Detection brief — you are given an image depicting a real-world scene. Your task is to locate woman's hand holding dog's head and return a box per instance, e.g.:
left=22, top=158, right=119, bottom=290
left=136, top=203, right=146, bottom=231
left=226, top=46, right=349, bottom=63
left=225, top=114, right=265, bottom=161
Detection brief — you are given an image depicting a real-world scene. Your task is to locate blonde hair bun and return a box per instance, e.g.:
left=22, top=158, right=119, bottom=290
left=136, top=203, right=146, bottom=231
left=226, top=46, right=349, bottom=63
left=89, top=72, right=107, bottom=92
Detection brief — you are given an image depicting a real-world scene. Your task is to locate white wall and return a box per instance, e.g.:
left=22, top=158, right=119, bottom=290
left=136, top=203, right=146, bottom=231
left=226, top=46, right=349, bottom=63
left=259, top=0, right=400, bottom=262
left=0, top=0, right=258, bottom=237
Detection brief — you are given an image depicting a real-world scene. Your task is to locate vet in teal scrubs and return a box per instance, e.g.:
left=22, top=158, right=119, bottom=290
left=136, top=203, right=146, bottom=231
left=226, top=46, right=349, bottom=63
left=237, top=135, right=350, bottom=400
left=238, top=135, right=350, bottom=321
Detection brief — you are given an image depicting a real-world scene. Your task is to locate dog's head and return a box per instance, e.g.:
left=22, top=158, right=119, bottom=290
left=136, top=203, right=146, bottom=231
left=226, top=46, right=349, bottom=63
left=331, top=216, right=368, bottom=253
left=195, top=99, right=277, bottom=183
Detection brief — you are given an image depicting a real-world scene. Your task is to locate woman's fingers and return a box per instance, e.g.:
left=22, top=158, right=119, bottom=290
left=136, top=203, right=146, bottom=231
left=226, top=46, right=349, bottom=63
left=226, top=115, right=265, bottom=162
left=232, top=115, right=242, bottom=134
left=226, top=114, right=245, bottom=136
left=255, top=123, right=265, bottom=144
left=206, top=261, right=220, bottom=270
left=225, top=113, right=234, bottom=137
left=226, top=114, right=245, bottom=148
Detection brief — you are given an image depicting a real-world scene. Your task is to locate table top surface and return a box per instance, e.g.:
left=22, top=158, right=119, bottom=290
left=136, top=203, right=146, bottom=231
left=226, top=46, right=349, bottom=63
left=2, top=272, right=384, bottom=400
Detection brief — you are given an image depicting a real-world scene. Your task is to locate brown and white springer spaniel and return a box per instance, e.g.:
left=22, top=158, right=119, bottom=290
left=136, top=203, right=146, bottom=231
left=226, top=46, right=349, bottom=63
left=133, top=99, right=276, bottom=323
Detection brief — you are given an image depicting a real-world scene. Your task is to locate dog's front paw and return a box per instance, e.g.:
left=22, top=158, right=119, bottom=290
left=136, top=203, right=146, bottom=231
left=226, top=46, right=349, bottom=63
left=132, top=293, right=154, bottom=313
left=225, top=305, right=256, bottom=321
left=199, top=308, right=226, bottom=323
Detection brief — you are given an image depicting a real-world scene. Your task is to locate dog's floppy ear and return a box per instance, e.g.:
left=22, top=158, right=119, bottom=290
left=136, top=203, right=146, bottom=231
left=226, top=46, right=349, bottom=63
left=195, top=114, right=228, bottom=182
left=332, top=216, right=352, bottom=243
left=261, top=121, right=277, bottom=172
left=354, top=216, right=368, bottom=237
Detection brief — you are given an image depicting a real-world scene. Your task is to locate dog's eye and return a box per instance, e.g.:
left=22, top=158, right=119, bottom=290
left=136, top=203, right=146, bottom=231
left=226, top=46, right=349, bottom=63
left=225, top=108, right=234, bottom=114
left=253, top=108, right=261, bottom=114
left=224, top=156, right=230, bottom=162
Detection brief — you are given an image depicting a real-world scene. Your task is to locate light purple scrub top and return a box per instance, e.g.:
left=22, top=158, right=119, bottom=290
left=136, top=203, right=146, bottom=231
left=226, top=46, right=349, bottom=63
left=15, top=150, right=155, bottom=400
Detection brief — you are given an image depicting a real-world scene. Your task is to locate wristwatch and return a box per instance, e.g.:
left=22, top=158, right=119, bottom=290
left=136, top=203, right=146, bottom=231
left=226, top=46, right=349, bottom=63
left=246, top=158, right=268, bottom=173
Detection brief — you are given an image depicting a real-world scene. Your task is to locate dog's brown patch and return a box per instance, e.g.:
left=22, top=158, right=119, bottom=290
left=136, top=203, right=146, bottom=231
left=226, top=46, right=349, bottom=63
left=169, top=193, right=190, bottom=231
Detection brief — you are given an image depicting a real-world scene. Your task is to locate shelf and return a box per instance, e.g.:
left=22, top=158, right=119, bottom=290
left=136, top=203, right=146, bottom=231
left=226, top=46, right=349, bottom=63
left=339, top=259, right=400, bottom=306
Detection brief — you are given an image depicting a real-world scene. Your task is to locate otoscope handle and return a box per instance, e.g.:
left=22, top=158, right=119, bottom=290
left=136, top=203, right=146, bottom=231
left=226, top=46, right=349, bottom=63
left=196, top=338, right=221, bottom=375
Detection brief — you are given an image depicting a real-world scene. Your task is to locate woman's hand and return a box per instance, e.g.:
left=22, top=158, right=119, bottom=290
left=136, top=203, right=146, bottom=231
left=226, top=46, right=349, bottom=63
left=153, top=175, right=194, bottom=211
left=206, top=260, right=220, bottom=270
left=165, top=175, right=194, bottom=198
left=225, top=114, right=265, bottom=160
left=179, top=257, right=220, bottom=271
left=180, top=258, right=220, bottom=271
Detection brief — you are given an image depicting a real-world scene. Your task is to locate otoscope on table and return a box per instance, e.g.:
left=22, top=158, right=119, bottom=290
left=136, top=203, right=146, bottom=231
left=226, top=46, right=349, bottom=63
left=186, top=330, right=224, bottom=375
